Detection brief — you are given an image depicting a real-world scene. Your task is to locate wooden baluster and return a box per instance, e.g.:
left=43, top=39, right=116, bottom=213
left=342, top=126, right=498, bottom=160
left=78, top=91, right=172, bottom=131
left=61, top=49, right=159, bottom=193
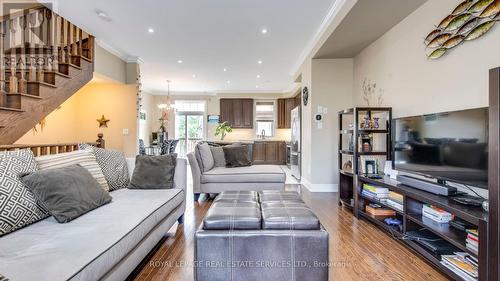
left=96, top=133, right=105, bottom=148
left=78, top=28, right=83, bottom=58
left=36, top=10, right=45, bottom=81
left=8, top=18, right=18, bottom=94
left=18, top=16, right=27, bottom=94
left=88, top=35, right=94, bottom=62
left=59, top=17, right=65, bottom=65
left=72, top=24, right=77, bottom=57
left=27, top=13, right=36, bottom=82
left=0, top=21, right=6, bottom=107
left=65, top=20, right=71, bottom=65
left=46, top=10, right=57, bottom=73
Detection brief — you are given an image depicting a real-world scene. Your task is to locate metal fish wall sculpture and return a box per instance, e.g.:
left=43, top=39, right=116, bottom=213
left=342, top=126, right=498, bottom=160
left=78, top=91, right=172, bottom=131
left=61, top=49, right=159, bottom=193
left=425, top=0, right=498, bottom=59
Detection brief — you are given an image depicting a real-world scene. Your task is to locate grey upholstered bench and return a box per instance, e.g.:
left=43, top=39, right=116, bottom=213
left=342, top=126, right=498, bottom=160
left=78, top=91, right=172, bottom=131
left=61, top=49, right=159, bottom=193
left=195, top=190, right=329, bottom=281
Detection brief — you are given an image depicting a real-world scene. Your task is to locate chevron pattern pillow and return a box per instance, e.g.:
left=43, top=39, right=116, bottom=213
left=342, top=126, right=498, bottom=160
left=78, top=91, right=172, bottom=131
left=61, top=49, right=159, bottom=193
left=0, top=150, right=49, bottom=236
left=35, top=149, right=110, bottom=191
left=79, top=144, right=130, bottom=191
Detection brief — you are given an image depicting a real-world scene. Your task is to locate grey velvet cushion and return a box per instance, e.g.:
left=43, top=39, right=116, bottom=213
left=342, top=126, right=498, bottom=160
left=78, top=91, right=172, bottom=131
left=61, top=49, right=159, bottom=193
left=0, top=150, right=48, bottom=236
left=195, top=142, right=214, bottom=172
left=201, top=165, right=285, bottom=183
left=210, top=146, right=226, bottom=167
left=19, top=164, right=112, bottom=223
left=128, top=154, right=177, bottom=189
left=79, top=144, right=130, bottom=191
left=222, top=145, right=252, bottom=168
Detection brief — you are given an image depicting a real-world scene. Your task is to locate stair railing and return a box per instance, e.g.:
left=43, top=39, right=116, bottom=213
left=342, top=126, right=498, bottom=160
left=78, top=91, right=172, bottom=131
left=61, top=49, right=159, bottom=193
left=0, top=5, right=94, bottom=103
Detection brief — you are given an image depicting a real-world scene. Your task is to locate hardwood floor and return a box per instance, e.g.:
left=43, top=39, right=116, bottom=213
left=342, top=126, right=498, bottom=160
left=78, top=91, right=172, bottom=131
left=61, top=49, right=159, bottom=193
left=133, top=186, right=450, bottom=281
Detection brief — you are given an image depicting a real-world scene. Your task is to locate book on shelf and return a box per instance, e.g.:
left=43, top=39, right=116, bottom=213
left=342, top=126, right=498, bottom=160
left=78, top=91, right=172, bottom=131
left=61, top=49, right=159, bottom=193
left=422, top=204, right=453, bottom=223
left=385, top=198, right=403, bottom=212
left=365, top=204, right=396, bottom=217
left=363, top=184, right=389, bottom=194
left=388, top=191, right=403, bottom=204
left=440, top=253, right=478, bottom=281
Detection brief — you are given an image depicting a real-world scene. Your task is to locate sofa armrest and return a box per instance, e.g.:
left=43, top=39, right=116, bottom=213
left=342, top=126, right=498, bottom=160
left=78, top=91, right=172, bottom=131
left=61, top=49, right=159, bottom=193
left=187, top=152, right=202, bottom=194
left=126, top=157, right=187, bottom=191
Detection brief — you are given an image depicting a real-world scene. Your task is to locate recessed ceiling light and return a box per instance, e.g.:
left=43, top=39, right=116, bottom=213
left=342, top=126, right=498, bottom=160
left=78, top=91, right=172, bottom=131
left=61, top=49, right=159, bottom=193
left=226, top=80, right=231, bottom=84
left=256, top=74, right=261, bottom=78
left=148, top=28, right=154, bottom=33
left=192, top=74, right=196, bottom=78
left=261, top=28, right=268, bottom=34
left=177, top=60, right=183, bottom=64
left=257, top=60, right=263, bottom=64
left=256, top=85, right=259, bottom=88
left=223, top=68, right=228, bottom=72
left=95, top=9, right=112, bottom=22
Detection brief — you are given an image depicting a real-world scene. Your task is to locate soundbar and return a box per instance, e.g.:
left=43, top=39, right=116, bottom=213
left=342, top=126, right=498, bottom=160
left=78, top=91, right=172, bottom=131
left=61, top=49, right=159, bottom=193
left=397, top=175, right=457, bottom=196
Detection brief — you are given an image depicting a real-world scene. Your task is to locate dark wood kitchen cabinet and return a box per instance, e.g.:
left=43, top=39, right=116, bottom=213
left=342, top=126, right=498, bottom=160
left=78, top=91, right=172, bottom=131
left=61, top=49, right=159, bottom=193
left=277, top=98, right=298, bottom=129
left=252, top=141, right=286, bottom=164
left=220, top=99, right=253, bottom=128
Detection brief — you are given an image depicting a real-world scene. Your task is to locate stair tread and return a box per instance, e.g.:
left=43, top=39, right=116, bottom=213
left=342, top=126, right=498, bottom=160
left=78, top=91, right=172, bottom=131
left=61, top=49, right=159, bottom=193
left=59, top=62, right=82, bottom=70
left=6, top=93, right=42, bottom=99
left=44, top=70, right=71, bottom=79
left=0, top=106, right=24, bottom=112
left=71, top=54, right=92, bottom=63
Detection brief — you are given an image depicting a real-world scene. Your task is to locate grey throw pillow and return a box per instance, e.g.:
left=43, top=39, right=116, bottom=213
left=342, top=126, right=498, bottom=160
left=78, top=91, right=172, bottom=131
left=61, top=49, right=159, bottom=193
left=195, top=142, right=214, bottom=172
left=128, top=154, right=177, bottom=189
left=223, top=145, right=252, bottom=168
left=79, top=144, right=130, bottom=191
left=19, top=164, right=112, bottom=223
left=210, top=146, right=226, bottom=167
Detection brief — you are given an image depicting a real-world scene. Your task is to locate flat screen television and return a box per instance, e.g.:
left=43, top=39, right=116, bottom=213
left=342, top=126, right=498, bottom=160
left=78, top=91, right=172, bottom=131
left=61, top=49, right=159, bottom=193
left=392, top=107, right=488, bottom=189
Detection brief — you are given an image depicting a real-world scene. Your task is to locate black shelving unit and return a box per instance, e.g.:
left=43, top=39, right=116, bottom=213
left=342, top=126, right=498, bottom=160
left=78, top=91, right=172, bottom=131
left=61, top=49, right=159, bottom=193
left=338, top=107, right=392, bottom=214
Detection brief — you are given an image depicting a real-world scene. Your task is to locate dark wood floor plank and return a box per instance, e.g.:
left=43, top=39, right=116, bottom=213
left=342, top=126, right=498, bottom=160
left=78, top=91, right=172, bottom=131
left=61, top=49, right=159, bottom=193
left=133, top=185, right=449, bottom=281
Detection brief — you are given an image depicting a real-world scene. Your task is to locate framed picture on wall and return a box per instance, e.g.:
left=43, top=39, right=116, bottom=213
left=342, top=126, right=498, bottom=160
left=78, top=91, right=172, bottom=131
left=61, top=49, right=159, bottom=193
left=139, top=111, right=147, bottom=121
left=207, top=115, right=220, bottom=124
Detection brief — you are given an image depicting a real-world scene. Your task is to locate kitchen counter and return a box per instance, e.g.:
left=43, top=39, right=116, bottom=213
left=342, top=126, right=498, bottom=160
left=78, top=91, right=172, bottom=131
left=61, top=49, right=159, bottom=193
left=212, top=140, right=288, bottom=165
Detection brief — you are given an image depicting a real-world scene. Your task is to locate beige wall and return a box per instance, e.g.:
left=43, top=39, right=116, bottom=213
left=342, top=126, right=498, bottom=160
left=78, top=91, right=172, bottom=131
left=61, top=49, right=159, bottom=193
left=94, top=45, right=127, bottom=84
left=310, top=59, right=353, bottom=187
left=352, top=0, right=499, bottom=117
left=16, top=81, right=139, bottom=157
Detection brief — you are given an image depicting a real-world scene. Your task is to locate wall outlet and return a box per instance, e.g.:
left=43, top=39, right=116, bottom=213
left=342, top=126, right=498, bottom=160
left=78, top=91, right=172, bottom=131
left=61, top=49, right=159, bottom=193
left=122, top=129, right=129, bottom=135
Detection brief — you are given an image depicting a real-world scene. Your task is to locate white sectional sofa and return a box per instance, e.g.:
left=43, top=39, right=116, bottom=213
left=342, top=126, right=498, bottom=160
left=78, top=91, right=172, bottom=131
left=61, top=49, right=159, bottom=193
left=0, top=158, right=187, bottom=281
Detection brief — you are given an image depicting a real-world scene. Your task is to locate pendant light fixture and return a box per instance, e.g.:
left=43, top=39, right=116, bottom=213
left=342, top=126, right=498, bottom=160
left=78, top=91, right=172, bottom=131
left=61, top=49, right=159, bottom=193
left=158, top=80, right=174, bottom=111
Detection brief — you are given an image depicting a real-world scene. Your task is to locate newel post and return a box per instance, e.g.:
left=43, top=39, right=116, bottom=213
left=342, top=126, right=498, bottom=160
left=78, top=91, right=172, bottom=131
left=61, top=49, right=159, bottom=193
left=96, top=133, right=105, bottom=148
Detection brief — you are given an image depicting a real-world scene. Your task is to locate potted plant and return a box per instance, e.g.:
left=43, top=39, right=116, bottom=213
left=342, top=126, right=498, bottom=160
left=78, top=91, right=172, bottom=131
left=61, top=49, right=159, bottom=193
left=215, top=122, right=232, bottom=140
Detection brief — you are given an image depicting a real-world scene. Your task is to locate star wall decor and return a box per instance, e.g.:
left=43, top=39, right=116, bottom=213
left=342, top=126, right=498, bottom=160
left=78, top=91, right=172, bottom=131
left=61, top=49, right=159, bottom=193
left=97, top=115, right=110, bottom=128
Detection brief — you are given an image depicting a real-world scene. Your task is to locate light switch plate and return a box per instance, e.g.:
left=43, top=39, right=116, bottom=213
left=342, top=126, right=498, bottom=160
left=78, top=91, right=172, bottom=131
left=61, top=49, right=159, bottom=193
left=122, top=128, right=129, bottom=135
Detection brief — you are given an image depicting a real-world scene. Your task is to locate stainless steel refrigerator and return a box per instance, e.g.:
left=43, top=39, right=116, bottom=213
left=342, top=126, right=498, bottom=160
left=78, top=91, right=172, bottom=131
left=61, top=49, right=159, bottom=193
left=291, top=107, right=301, bottom=180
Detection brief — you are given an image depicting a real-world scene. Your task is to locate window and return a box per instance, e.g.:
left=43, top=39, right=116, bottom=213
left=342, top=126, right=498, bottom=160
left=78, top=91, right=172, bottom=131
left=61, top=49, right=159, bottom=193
left=255, top=100, right=275, bottom=137
left=174, top=100, right=205, bottom=112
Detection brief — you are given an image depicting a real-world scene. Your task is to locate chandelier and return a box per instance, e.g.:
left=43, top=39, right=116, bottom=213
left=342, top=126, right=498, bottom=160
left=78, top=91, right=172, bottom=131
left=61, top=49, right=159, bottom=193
left=158, top=80, right=174, bottom=111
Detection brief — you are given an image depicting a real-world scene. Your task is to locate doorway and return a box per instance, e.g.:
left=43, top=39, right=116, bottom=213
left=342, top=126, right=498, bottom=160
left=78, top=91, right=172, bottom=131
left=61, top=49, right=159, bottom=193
left=174, top=100, right=206, bottom=157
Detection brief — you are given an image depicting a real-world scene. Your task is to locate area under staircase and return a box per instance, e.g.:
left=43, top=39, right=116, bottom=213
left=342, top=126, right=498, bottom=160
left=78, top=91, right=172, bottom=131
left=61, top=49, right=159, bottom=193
left=0, top=6, right=95, bottom=144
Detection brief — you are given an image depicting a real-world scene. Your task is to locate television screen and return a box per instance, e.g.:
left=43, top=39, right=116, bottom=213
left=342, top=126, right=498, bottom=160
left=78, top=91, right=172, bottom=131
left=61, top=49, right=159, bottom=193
left=393, top=107, right=488, bottom=189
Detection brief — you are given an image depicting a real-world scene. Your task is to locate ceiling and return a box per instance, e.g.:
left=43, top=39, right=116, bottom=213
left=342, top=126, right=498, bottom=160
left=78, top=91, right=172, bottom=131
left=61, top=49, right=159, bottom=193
left=314, top=0, right=427, bottom=59
left=52, top=0, right=337, bottom=94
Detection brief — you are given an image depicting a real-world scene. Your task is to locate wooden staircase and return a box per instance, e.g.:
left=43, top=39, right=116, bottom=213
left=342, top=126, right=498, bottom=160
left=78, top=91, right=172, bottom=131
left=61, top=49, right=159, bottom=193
left=0, top=6, right=95, bottom=144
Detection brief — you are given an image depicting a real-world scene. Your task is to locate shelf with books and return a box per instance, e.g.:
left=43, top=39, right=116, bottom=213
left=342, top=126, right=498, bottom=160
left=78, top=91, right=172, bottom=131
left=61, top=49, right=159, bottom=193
left=359, top=193, right=403, bottom=215
left=358, top=210, right=403, bottom=236
left=406, top=213, right=470, bottom=254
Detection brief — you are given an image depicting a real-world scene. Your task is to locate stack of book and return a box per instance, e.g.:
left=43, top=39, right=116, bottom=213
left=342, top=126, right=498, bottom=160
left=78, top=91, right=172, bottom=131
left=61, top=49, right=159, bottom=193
left=385, top=191, right=403, bottom=212
left=361, top=184, right=389, bottom=202
left=440, top=253, right=478, bottom=281
left=365, top=203, right=396, bottom=219
left=466, top=229, right=479, bottom=255
left=422, top=204, right=454, bottom=223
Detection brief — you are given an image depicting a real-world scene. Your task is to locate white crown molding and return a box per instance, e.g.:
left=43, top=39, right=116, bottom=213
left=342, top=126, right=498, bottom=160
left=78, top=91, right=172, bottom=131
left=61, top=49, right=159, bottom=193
left=95, top=38, right=130, bottom=62
left=126, top=56, right=144, bottom=64
left=301, top=178, right=338, bottom=193
left=215, top=90, right=284, bottom=95
left=289, top=0, right=347, bottom=77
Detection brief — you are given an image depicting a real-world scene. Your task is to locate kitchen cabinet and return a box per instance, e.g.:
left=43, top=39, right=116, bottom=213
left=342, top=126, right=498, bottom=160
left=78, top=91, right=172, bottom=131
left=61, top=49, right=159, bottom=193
left=252, top=141, right=286, bottom=164
left=277, top=98, right=298, bottom=129
left=220, top=99, right=253, bottom=128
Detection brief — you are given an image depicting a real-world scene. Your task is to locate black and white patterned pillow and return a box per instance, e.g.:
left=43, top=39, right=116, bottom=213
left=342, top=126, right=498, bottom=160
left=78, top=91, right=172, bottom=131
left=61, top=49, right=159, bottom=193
left=79, top=144, right=130, bottom=191
left=0, top=150, right=49, bottom=236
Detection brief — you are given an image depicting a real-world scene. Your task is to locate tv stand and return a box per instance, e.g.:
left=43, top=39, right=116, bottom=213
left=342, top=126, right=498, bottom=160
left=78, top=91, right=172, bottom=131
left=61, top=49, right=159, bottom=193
left=397, top=175, right=457, bottom=196
left=356, top=175, right=488, bottom=281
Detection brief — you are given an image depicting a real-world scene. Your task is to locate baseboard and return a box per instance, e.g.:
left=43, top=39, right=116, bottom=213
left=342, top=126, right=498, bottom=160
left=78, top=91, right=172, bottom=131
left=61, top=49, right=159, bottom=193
left=301, top=178, right=338, bottom=193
